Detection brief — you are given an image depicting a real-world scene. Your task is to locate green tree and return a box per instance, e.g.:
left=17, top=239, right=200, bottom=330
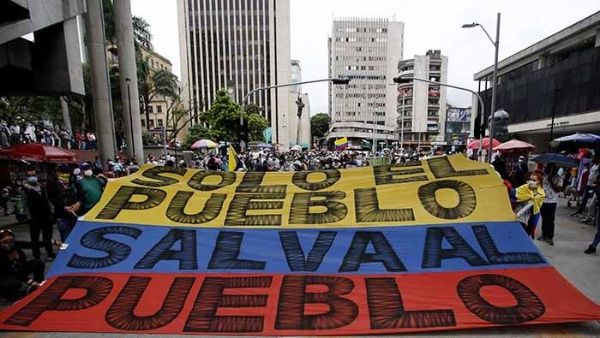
left=182, top=124, right=211, bottom=149
left=137, top=57, right=179, bottom=131
left=311, top=113, right=330, bottom=140
left=102, top=0, right=152, bottom=50
left=183, top=89, right=269, bottom=148
left=0, top=97, right=62, bottom=126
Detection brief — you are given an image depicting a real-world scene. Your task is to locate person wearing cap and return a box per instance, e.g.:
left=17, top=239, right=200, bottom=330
left=72, top=163, right=107, bottom=216
left=20, top=169, right=55, bottom=260
left=0, top=229, right=45, bottom=301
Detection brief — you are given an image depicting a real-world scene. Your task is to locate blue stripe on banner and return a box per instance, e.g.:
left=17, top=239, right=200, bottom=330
left=49, top=221, right=547, bottom=277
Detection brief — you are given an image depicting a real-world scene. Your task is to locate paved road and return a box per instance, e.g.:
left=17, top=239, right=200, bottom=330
left=1, top=198, right=599, bottom=337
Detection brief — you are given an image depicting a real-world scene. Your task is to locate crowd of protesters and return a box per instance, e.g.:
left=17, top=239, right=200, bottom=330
left=0, top=121, right=97, bottom=150
left=182, top=146, right=451, bottom=172
left=0, top=160, right=113, bottom=301
left=492, top=149, right=600, bottom=254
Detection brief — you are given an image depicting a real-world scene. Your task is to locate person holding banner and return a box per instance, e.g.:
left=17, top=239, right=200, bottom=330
left=515, top=172, right=545, bottom=239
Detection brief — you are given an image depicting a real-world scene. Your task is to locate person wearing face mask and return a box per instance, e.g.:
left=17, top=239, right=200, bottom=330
left=20, top=169, right=55, bottom=260
left=0, top=229, right=45, bottom=301
left=538, top=164, right=564, bottom=246
left=515, top=172, right=545, bottom=239
left=71, top=163, right=107, bottom=216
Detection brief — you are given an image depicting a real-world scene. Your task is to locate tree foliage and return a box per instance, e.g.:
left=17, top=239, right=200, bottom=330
left=0, top=97, right=61, bottom=126
left=183, top=89, right=269, bottom=148
left=311, top=113, right=330, bottom=140
left=102, top=0, right=152, bottom=50
left=137, top=57, right=179, bottom=130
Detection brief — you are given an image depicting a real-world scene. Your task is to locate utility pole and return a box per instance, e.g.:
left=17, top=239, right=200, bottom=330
left=488, top=13, right=501, bottom=162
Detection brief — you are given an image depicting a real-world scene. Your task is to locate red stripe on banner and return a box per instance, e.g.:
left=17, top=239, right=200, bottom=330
left=0, top=267, right=599, bottom=335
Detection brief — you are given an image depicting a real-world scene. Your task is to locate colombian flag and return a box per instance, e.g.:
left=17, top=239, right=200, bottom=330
left=335, top=137, right=348, bottom=150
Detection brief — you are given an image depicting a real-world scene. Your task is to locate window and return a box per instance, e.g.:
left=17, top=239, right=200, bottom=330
left=149, top=120, right=155, bottom=127
left=158, top=119, right=163, bottom=127
left=149, top=106, right=154, bottom=113
left=141, top=119, right=146, bottom=127
left=157, top=105, right=163, bottom=113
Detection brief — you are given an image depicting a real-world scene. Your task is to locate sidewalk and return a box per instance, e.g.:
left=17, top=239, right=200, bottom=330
left=1, top=198, right=598, bottom=337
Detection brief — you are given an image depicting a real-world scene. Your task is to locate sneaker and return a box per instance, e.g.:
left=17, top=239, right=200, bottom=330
left=546, top=238, right=554, bottom=246
left=570, top=212, right=580, bottom=217
left=584, top=246, right=596, bottom=254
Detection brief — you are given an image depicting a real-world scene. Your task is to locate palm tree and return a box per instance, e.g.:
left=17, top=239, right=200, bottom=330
left=137, top=57, right=179, bottom=131
left=102, top=0, right=152, bottom=50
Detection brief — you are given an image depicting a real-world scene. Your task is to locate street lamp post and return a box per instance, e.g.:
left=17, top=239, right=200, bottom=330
left=240, top=77, right=350, bottom=147
left=462, top=12, right=501, bottom=163
left=393, top=75, right=487, bottom=161
left=125, top=77, right=135, bottom=159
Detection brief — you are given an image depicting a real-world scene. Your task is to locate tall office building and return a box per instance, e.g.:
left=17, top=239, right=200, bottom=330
left=328, top=17, right=404, bottom=149
left=177, top=0, right=291, bottom=144
left=397, top=50, right=448, bottom=147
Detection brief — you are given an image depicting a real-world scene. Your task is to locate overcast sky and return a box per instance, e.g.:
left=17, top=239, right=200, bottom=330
left=131, top=0, right=600, bottom=114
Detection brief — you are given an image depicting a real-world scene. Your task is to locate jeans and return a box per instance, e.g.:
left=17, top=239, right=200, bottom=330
left=584, top=194, right=597, bottom=221
left=56, top=216, right=77, bottom=242
left=29, top=218, right=54, bottom=258
left=591, top=207, right=600, bottom=248
left=541, top=202, right=557, bottom=239
left=577, top=186, right=595, bottom=214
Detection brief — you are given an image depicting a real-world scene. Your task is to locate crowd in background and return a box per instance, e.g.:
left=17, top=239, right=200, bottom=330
left=0, top=122, right=97, bottom=150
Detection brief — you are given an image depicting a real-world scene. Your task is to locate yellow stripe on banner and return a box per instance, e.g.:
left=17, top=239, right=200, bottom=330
left=84, top=154, right=515, bottom=228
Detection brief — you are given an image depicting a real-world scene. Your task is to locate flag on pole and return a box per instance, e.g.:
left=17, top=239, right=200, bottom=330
left=335, top=137, right=348, bottom=150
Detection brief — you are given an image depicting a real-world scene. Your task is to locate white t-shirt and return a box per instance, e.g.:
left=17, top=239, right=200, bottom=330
left=543, top=172, right=564, bottom=204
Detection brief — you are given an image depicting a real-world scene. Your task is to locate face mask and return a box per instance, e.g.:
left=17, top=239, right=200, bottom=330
left=83, top=170, right=93, bottom=177
left=528, top=180, right=538, bottom=188
left=0, top=240, right=15, bottom=252
left=27, top=176, right=38, bottom=183
left=557, top=168, right=565, bottom=176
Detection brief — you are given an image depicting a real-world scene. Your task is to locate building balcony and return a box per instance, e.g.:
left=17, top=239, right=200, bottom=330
left=397, top=69, right=414, bottom=78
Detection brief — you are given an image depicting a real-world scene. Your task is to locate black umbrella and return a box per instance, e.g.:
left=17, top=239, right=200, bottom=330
left=532, top=153, right=577, bottom=167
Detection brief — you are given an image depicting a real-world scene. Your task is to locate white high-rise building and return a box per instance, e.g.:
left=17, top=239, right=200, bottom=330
left=397, top=50, right=448, bottom=147
left=328, top=17, right=404, bottom=149
left=177, top=0, right=291, bottom=144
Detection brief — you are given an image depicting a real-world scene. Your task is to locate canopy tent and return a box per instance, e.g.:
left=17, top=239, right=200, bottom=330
left=533, top=153, right=578, bottom=168
left=493, top=139, right=535, bottom=153
left=190, top=139, right=218, bottom=149
left=550, top=133, right=600, bottom=147
left=0, top=143, right=77, bottom=163
left=467, top=137, right=500, bottom=150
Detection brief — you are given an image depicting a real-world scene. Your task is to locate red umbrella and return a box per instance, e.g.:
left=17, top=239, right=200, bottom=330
left=467, top=138, right=501, bottom=150
left=0, top=143, right=77, bottom=163
left=493, top=139, right=535, bottom=153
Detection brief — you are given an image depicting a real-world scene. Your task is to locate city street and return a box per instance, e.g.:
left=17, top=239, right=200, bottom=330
left=1, top=198, right=599, bottom=337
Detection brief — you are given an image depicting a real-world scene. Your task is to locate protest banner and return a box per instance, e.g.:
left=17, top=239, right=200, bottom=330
left=1, top=155, right=598, bottom=335
left=1, top=268, right=598, bottom=335
left=84, top=155, right=515, bottom=227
